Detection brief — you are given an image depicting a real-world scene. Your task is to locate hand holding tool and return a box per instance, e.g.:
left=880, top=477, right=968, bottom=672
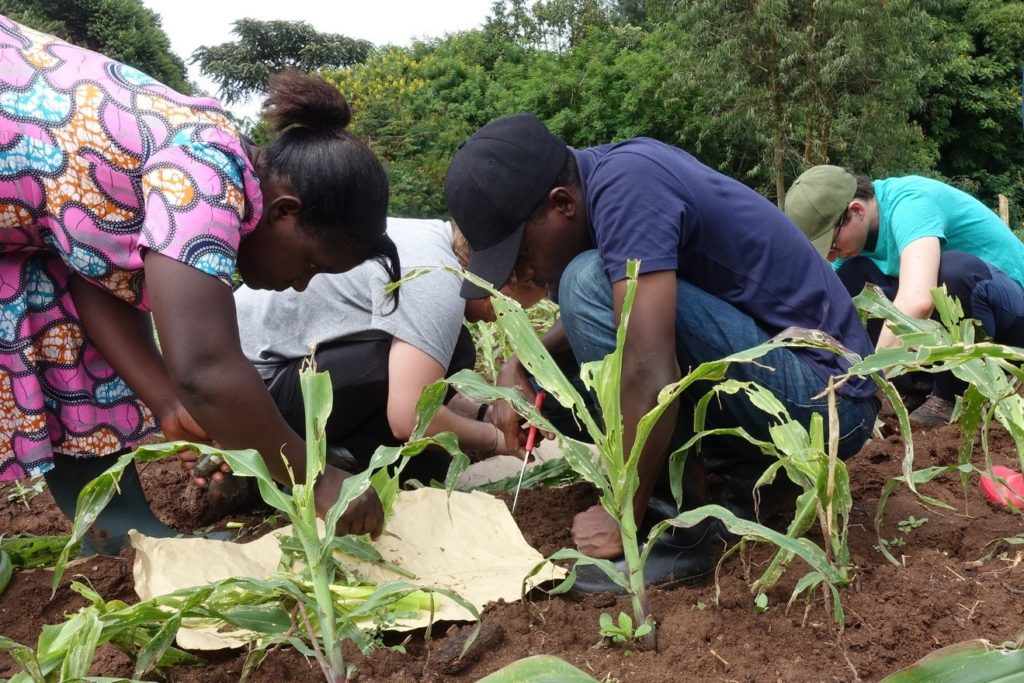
left=194, top=453, right=224, bottom=480
left=511, top=391, right=546, bottom=513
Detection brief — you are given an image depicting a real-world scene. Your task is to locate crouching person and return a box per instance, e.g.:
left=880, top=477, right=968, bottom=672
left=786, top=166, right=1024, bottom=427
left=230, top=217, right=519, bottom=497
left=444, top=114, right=880, bottom=592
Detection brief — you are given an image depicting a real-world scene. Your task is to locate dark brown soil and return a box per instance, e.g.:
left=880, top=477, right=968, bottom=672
left=2, top=421, right=1023, bottom=682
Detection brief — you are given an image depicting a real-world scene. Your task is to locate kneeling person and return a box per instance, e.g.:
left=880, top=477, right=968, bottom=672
left=445, top=115, right=880, bottom=592
left=786, top=166, right=1024, bottom=426
left=234, top=217, right=516, bottom=490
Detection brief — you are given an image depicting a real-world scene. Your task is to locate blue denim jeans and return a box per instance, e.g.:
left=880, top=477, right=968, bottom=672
left=555, top=251, right=878, bottom=484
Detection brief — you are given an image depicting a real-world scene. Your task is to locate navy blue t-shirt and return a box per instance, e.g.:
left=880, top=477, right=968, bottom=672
left=574, top=138, right=875, bottom=400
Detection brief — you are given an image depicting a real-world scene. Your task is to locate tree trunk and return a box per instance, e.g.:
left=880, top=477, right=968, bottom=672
left=774, top=143, right=786, bottom=211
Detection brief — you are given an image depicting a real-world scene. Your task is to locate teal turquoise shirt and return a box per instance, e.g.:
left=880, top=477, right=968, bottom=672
left=836, top=176, right=1024, bottom=289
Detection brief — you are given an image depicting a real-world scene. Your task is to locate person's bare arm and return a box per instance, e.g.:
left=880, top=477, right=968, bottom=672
left=572, top=271, right=680, bottom=558
left=616, top=272, right=681, bottom=519
left=68, top=275, right=209, bottom=443
left=387, top=339, right=509, bottom=455
left=144, top=251, right=382, bottom=538
left=445, top=393, right=486, bottom=419
left=877, top=237, right=941, bottom=349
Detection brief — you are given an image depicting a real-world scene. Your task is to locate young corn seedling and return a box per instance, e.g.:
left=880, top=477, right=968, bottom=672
left=0, top=568, right=449, bottom=683
left=477, top=655, right=599, bottom=682
left=855, top=283, right=1024, bottom=479
left=4, top=477, right=46, bottom=510
left=851, top=284, right=1024, bottom=557
left=627, top=327, right=867, bottom=626
left=424, top=261, right=846, bottom=648
left=466, top=316, right=513, bottom=384
left=41, top=361, right=476, bottom=682
left=468, top=297, right=559, bottom=383
left=0, top=580, right=211, bottom=682
left=0, top=535, right=78, bottom=570
left=475, top=457, right=577, bottom=494
left=0, top=547, right=10, bottom=596
left=0, top=606, right=122, bottom=683
left=882, top=636, right=1024, bottom=682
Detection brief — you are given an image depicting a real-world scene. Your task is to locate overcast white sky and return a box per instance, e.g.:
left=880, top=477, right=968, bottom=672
left=141, top=0, right=497, bottom=116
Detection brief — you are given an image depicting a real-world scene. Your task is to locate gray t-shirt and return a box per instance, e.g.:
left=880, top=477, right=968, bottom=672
left=236, top=217, right=465, bottom=380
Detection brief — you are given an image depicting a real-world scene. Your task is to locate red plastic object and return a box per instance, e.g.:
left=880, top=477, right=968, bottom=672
left=979, top=465, right=1024, bottom=510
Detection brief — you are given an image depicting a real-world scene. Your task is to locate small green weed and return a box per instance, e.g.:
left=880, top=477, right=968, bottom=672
left=897, top=515, right=928, bottom=534
left=971, top=532, right=1024, bottom=566
left=880, top=537, right=906, bottom=550
left=598, top=611, right=653, bottom=645
left=5, top=477, right=45, bottom=509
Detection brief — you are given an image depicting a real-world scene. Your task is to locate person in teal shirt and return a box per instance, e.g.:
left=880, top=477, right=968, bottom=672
left=786, top=166, right=1024, bottom=426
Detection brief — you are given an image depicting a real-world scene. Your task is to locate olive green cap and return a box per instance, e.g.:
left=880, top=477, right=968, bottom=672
left=785, top=165, right=856, bottom=257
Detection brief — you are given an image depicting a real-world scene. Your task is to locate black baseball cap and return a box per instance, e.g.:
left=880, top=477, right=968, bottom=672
left=444, top=113, right=567, bottom=299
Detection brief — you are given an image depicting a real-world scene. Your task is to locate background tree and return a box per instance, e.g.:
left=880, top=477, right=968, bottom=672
left=918, top=0, right=1024, bottom=223
left=191, top=19, right=373, bottom=104
left=0, top=0, right=189, bottom=92
left=201, top=0, right=1024, bottom=225
left=326, top=33, right=502, bottom=217
left=18, top=0, right=1013, bottom=228
left=666, top=0, right=937, bottom=207
left=327, top=0, right=671, bottom=215
left=489, top=22, right=679, bottom=145
left=335, top=0, right=1013, bottom=217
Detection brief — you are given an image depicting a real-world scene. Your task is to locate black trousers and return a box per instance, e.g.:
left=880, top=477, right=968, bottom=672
left=264, top=328, right=476, bottom=483
left=837, top=251, right=1024, bottom=399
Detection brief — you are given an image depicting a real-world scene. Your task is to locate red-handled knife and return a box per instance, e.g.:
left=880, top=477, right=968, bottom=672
left=511, top=390, right=546, bottom=513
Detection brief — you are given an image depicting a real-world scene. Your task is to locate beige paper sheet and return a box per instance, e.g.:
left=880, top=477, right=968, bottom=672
left=457, top=437, right=580, bottom=489
left=131, top=487, right=565, bottom=650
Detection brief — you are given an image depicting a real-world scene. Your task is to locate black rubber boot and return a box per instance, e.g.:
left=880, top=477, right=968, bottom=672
left=44, top=452, right=180, bottom=556
left=205, top=474, right=261, bottom=518
left=712, top=463, right=799, bottom=543
left=570, top=457, right=716, bottom=595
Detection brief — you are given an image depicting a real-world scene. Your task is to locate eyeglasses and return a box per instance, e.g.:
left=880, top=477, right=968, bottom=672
left=829, top=210, right=850, bottom=252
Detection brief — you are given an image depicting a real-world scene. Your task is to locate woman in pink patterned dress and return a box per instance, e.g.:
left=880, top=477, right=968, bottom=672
left=0, top=15, right=393, bottom=551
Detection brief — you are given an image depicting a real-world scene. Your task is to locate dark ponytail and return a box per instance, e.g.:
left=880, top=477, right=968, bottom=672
left=259, top=70, right=398, bottom=301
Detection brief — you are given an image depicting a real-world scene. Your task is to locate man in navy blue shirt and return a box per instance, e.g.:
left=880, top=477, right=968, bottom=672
left=445, top=113, right=879, bottom=593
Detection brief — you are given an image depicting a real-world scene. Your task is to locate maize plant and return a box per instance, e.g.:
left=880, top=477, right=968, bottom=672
left=26, top=361, right=476, bottom=683
left=850, top=284, right=1024, bottom=558
left=653, top=373, right=854, bottom=623
left=414, top=261, right=850, bottom=647
left=881, top=637, right=1024, bottom=682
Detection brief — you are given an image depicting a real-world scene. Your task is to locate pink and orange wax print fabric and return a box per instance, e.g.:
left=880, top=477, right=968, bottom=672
left=0, top=16, right=263, bottom=480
